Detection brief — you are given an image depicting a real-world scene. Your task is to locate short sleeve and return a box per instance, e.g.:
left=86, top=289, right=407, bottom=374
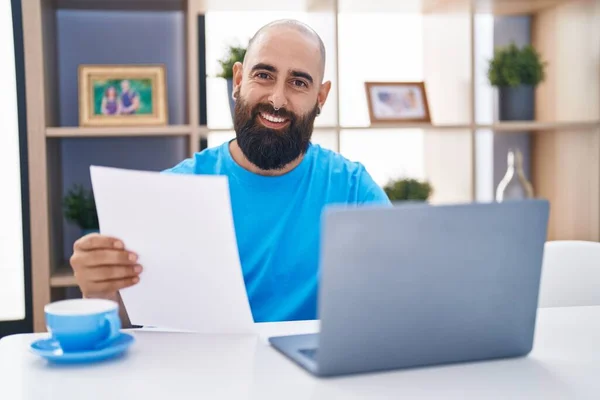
left=356, top=164, right=392, bottom=206
left=361, top=185, right=392, bottom=205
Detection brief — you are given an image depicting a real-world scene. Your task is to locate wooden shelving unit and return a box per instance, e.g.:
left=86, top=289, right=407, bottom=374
left=22, top=0, right=201, bottom=331
left=21, top=0, right=600, bottom=331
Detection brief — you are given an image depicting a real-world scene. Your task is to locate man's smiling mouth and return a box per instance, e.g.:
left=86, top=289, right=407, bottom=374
left=258, top=112, right=290, bottom=128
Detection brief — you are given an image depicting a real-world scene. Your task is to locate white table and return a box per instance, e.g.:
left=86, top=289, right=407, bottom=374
left=1, top=306, right=599, bottom=399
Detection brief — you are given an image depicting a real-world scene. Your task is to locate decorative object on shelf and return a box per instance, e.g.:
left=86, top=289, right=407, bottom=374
left=365, top=82, right=431, bottom=124
left=78, top=64, right=168, bottom=127
left=217, top=43, right=247, bottom=120
left=63, top=184, right=99, bottom=237
left=496, top=149, right=534, bottom=202
left=487, top=43, right=546, bottom=121
left=383, top=178, right=433, bottom=202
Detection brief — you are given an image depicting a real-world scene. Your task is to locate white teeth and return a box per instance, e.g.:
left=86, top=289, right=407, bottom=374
left=261, top=112, right=286, bottom=123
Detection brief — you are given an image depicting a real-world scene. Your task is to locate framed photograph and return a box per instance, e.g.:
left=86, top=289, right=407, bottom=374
left=365, top=82, right=431, bottom=123
left=78, top=64, right=168, bottom=127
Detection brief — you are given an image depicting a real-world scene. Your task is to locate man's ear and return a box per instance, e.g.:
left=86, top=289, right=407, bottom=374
left=232, top=62, right=243, bottom=100
left=317, top=80, right=332, bottom=113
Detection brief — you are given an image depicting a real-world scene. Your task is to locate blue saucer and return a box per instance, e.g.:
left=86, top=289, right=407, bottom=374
left=30, top=332, right=135, bottom=364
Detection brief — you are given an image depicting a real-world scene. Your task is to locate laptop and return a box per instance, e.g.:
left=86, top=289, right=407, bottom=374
left=269, top=199, right=550, bottom=377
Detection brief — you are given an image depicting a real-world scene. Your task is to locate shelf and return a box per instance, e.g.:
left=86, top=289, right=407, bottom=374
left=53, top=0, right=567, bottom=14
left=54, top=0, right=186, bottom=11
left=201, top=124, right=470, bottom=131
left=46, top=125, right=192, bottom=138
left=50, top=265, right=77, bottom=288
left=338, top=0, right=569, bottom=15
left=200, top=125, right=340, bottom=133
left=339, top=0, right=469, bottom=13
left=347, top=121, right=599, bottom=131
left=199, top=0, right=335, bottom=12
left=342, top=123, right=471, bottom=130
left=474, top=0, right=568, bottom=15
left=199, top=121, right=600, bottom=134
left=478, top=121, right=600, bottom=132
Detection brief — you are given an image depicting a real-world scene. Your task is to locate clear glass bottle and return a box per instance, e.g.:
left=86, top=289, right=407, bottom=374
left=495, top=149, right=534, bottom=202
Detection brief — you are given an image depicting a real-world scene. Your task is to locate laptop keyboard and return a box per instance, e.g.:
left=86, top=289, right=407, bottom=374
left=299, top=348, right=318, bottom=359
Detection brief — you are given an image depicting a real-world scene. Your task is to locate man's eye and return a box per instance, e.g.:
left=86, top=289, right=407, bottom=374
left=292, top=80, right=307, bottom=88
left=256, top=72, right=270, bottom=79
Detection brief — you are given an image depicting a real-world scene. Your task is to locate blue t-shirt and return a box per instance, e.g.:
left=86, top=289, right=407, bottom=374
left=164, top=141, right=391, bottom=322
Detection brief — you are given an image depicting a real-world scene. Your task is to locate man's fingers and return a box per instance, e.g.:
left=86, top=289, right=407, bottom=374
left=84, top=265, right=143, bottom=283
left=90, top=277, right=140, bottom=295
left=74, top=233, right=124, bottom=251
left=70, top=233, right=141, bottom=300
left=72, top=249, right=138, bottom=269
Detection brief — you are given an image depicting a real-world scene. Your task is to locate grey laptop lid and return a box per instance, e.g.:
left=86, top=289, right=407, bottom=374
left=315, top=199, right=549, bottom=376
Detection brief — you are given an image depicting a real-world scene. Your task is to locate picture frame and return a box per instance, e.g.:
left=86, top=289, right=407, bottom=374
left=365, top=81, right=431, bottom=123
left=78, top=64, right=168, bottom=127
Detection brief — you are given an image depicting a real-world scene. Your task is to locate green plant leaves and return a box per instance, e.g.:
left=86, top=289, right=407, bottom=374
left=487, top=42, right=546, bottom=87
left=217, top=44, right=247, bottom=79
left=63, top=184, right=99, bottom=230
left=383, top=178, right=433, bottom=201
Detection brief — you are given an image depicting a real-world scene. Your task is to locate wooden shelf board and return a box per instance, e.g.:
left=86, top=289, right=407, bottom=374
left=199, top=0, right=334, bottom=12
left=46, top=125, right=192, bottom=138
left=342, top=123, right=471, bottom=130
left=200, top=121, right=600, bottom=133
left=50, top=265, right=77, bottom=288
left=343, top=121, right=599, bottom=131
left=54, top=0, right=185, bottom=11
left=54, top=0, right=566, bottom=14
left=480, top=121, right=600, bottom=132
left=338, top=0, right=570, bottom=15
left=203, top=124, right=472, bottom=131
left=474, top=0, right=568, bottom=15
left=339, top=0, right=469, bottom=14
left=199, top=125, right=340, bottom=133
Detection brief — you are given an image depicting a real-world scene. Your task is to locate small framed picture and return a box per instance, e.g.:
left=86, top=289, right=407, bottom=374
left=365, top=82, right=431, bottom=123
left=78, top=64, right=168, bottom=127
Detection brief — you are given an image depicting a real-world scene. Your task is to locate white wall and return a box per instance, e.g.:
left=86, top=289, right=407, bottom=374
left=0, top=0, right=26, bottom=322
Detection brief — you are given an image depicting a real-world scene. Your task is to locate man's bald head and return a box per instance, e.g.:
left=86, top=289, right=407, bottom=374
left=245, top=19, right=326, bottom=81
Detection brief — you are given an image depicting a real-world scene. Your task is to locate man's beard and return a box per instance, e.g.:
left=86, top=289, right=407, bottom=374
left=233, top=95, right=318, bottom=171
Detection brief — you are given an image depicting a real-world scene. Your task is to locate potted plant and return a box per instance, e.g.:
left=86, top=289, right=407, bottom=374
left=217, top=43, right=247, bottom=120
left=487, top=42, right=546, bottom=121
left=63, top=184, right=99, bottom=237
left=383, top=178, right=433, bottom=202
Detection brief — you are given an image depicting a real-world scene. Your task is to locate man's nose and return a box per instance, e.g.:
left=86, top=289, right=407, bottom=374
left=268, top=82, right=287, bottom=110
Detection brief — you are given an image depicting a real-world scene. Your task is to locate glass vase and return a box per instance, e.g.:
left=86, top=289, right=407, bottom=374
left=495, top=149, right=534, bottom=202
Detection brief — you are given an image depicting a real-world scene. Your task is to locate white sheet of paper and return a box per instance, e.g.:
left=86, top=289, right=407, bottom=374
left=89, top=165, right=255, bottom=335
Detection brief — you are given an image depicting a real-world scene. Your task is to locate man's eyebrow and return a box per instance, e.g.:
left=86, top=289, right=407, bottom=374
left=290, top=70, right=313, bottom=84
left=251, top=63, right=314, bottom=85
left=251, top=63, right=277, bottom=73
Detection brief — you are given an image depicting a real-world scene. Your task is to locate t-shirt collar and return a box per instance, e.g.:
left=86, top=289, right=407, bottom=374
left=222, top=139, right=314, bottom=186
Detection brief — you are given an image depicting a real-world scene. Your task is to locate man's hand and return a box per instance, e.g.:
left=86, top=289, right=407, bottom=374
left=70, top=233, right=142, bottom=301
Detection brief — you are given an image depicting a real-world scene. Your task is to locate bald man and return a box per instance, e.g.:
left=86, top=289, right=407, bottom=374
left=69, top=20, right=391, bottom=326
